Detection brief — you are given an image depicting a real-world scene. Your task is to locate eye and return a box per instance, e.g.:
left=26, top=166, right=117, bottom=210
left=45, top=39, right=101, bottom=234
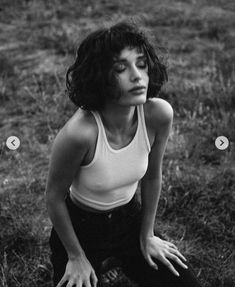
left=137, top=60, right=147, bottom=69
left=113, top=63, right=126, bottom=73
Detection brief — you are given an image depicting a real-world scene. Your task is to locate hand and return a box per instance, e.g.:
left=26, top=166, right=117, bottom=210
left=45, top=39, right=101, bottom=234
left=56, top=255, right=98, bottom=287
left=140, top=235, right=188, bottom=277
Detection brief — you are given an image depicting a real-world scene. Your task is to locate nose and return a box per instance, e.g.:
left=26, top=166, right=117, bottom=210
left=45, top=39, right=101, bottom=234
left=130, top=65, right=142, bottom=82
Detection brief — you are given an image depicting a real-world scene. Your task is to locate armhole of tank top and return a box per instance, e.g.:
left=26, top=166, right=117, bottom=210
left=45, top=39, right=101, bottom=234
left=80, top=111, right=100, bottom=169
left=138, top=104, right=151, bottom=152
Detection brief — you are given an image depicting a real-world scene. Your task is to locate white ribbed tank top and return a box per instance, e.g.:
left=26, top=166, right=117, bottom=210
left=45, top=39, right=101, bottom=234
left=70, top=104, right=151, bottom=210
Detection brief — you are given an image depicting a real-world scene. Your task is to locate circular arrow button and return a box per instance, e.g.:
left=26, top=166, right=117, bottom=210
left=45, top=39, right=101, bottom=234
left=6, top=136, right=20, bottom=150
left=215, top=136, right=229, bottom=150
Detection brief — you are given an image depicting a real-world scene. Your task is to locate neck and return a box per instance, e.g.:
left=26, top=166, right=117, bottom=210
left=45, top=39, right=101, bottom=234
left=99, top=103, right=137, bottom=133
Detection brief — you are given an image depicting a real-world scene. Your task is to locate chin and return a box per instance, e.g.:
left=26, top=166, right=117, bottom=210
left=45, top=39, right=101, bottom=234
left=120, top=95, right=147, bottom=106
left=130, top=95, right=147, bottom=106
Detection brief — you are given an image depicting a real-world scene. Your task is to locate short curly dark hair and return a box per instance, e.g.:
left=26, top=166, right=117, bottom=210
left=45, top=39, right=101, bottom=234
left=66, top=20, right=168, bottom=111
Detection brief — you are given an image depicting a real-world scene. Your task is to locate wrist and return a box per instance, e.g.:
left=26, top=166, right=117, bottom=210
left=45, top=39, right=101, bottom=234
left=140, top=231, right=154, bottom=242
left=140, top=223, right=154, bottom=239
left=68, top=250, right=85, bottom=261
left=140, top=216, right=155, bottom=239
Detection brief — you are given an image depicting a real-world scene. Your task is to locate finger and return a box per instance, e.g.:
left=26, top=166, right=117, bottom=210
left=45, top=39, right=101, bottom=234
left=145, top=255, right=158, bottom=271
left=66, top=280, right=76, bottom=287
left=111, top=269, right=118, bottom=277
left=90, top=271, right=98, bottom=287
left=167, top=253, right=188, bottom=269
left=83, top=279, right=91, bottom=287
left=165, top=241, right=178, bottom=250
left=68, top=277, right=83, bottom=287
left=56, top=275, right=68, bottom=287
left=161, top=257, right=180, bottom=277
left=165, top=242, right=187, bottom=262
left=107, top=270, right=116, bottom=280
left=105, top=272, right=113, bottom=281
left=169, top=248, right=187, bottom=262
left=102, top=276, right=110, bottom=283
left=66, top=281, right=74, bottom=287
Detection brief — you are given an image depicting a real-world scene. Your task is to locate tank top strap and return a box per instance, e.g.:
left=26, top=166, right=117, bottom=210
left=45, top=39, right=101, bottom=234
left=91, top=111, right=107, bottom=141
left=90, top=110, right=101, bottom=128
left=137, top=104, right=151, bottom=152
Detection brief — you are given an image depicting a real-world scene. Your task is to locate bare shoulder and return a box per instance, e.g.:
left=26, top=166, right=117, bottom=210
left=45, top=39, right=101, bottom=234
left=48, top=109, right=98, bottom=177
left=49, top=109, right=98, bottom=166
left=144, top=98, right=173, bottom=131
left=145, top=98, right=173, bottom=124
left=56, top=109, right=97, bottom=147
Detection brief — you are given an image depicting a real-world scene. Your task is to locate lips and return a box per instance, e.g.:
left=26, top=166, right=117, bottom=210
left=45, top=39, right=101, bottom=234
left=128, top=86, right=146, bottom=93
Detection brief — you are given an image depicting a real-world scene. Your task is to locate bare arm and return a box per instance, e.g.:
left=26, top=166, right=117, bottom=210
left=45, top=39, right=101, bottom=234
left=46, top=126, right=87, bottom=259
left=45, top=118, right=98, bottom=287
left=140, top=99, right=173, bottom=239
left=140, top=99, right=188, bottom=277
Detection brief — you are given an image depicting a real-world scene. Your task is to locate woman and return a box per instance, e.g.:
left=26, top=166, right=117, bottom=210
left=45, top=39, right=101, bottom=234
left=46, top=21, right=202, bottom=287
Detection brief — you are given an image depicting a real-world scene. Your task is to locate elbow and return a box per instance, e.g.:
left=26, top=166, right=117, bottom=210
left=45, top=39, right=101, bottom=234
left=45, top=187, right=59, bottom=210
left=45, top=189, right=64, bottom=220
left=45, top=186, right=67, bottom=210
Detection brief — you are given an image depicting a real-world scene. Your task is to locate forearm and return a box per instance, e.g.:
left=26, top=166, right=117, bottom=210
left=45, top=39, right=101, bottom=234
left=140, top=175, right=162, bottom=239
left=46, top=194, right=85, bottom=259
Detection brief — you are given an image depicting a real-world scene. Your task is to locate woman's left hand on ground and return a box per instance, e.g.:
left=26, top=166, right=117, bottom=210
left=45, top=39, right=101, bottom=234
left=140, top=235, right=188, bottom=277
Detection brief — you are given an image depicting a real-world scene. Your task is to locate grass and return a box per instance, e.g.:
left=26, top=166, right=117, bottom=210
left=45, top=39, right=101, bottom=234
left=0, top=0, right=235, bottom=286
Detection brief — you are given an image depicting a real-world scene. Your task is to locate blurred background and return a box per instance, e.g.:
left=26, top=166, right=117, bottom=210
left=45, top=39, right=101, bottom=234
left=0, top=0, right=234, bottom=286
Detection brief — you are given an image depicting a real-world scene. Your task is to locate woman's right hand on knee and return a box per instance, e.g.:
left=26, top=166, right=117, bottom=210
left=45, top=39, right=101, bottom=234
left=56, top=255, right=98, bottom=287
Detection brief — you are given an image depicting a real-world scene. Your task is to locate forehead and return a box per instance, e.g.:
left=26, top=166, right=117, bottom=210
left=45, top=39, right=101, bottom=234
left=114, top=47, right=145, bottom=61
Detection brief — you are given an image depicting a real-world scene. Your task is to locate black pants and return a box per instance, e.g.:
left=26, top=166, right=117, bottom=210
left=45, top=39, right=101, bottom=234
left=49, top=194, right=202, bottom=287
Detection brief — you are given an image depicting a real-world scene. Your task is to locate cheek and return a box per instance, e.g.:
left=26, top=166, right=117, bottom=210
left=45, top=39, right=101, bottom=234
left=143, top=71, right=149, bottom=85
left=108, top=72, right=124, bottom=96
left=116, top=75, right=129, bottom=90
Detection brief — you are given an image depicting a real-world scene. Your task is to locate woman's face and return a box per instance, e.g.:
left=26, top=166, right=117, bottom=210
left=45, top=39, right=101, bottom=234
left=111, top=47, right=149, bottom=106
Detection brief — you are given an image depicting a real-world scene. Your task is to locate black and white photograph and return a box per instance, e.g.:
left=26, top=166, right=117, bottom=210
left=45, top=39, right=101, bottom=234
left=0, top=1, right=234, bottom=286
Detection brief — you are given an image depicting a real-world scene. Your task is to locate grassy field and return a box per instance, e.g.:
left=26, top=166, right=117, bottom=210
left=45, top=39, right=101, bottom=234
left=0, top=0, right=235, bottom=286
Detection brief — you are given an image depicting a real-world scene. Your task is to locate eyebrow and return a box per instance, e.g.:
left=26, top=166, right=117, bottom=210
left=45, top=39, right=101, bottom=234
left=113, top=54, right=147, bottom=63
